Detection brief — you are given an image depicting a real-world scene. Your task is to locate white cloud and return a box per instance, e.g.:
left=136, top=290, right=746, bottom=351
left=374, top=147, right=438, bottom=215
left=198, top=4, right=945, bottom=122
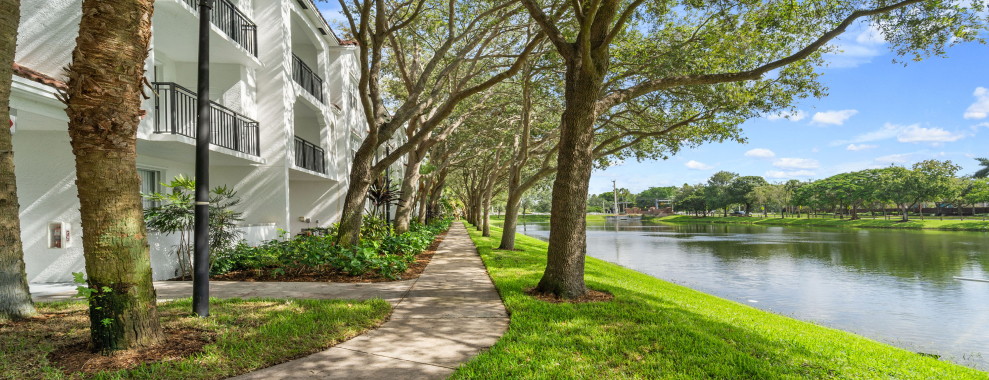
left=896, top=125, right=965, bottom=143
left=773, top=158, right=820, bottom=169
left=811, top=109, right=859, bottom=125
left=744, top=148, right=776, bottom=158
left=823, top=22, right=885, bottom=68
left=846, top=144, right=878, bottom=151
left=835, top=123, right=967, bottom=145
left=855, top=24, right=886, bottom=45
left=963, top=87, right=989, bottom=119
left=766, top=110, right=807, bottom=122
left=971, top=122, right=989, bottom=131
left=685, top=160, right=713, bottom=170
left=765, top=170, right=816, bottom=179
left=875, top=153, right=914, bottom=164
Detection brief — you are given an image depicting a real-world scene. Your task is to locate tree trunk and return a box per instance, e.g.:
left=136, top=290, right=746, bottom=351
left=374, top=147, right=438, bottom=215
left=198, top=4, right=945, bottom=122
left=481, top=176, right=496, bottom=237
left=393, top=149, right=422, bottom=234
left=416, top=183, right=428, bottom=224
left=498, top=187, right=523, bottom=250
left=534, top=64, right=598, bottom=299
left=336, top=140, right=378, bottom=245
left=0, top=0, right=36, bottom=321
left=426, top=168, right=447, bottom=222
left=65, top=0, right=163, bottom=351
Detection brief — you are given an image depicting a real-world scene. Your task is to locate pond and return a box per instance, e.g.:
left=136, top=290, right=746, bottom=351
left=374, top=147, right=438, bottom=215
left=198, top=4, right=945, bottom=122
left=511, top=219, right=989, bottom=370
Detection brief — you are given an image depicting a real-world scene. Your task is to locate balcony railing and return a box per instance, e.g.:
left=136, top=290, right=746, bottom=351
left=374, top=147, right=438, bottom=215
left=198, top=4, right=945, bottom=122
left=152, top=82, right=260, bottom=157
left=184, top=0, right=258, bottom=57
left=294, top=136, right=325, bottom=173
left=292, top=54, right=324, bottom=103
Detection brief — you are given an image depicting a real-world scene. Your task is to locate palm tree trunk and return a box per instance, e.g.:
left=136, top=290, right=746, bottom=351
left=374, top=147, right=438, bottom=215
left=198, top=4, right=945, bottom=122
left=0, top=0, right=36, bottom=321
left=64, top=0, right=163, bottom=351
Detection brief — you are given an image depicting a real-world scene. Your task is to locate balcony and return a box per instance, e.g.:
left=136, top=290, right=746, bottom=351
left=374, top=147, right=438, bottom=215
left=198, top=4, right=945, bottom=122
left=152, top=82, right=260, bottom=157
left=292, top=54, right=324, bottom=103
left=182, top=0, right=258, bottom=57
left=294, top=136, right=325, bottom=173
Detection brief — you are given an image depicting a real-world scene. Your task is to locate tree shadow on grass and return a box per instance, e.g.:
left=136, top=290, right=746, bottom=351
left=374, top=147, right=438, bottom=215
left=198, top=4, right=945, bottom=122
left=467, top=233, right=967, bottom=379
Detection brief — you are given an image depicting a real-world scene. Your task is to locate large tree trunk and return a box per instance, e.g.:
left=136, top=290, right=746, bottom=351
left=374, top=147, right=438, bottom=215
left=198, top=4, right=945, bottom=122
left=426, top=169, right=447, bottom=222
left=336, top=140, right=378, bottom=245
left=393, top=148, right=422, bottom=234
left=534, top=65, right=599, bottom=299
left=0, top=0, right=36, bottom=321
left=64, top=0, right=163, bottom=351
left=416, top=182, right=429, bottom=224
left=498, top=187, right=523, bottom=250
left=481, top=181, right=494, bottom=237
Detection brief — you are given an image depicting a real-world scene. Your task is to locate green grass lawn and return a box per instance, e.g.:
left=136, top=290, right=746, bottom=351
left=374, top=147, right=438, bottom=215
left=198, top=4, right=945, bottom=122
left=454, top=224, right=987, bottom=379
left=659, top=214, right=989, bottom=231
left=0, top=298, right=390, bottom=379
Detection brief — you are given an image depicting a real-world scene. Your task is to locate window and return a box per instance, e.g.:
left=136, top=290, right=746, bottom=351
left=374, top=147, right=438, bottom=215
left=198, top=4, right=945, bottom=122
left=138, top=168, right=162, bottom=210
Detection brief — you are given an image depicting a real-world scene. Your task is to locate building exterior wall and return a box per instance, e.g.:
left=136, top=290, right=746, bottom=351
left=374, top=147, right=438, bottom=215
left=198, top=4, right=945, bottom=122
left=9, top=0, right=367, bottom=282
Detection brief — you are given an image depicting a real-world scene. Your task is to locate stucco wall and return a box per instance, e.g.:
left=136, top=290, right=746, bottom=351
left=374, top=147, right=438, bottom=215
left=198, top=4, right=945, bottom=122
left=15, top=0, right=79, bottom=79
left=11, top=0, right=363, bottom=282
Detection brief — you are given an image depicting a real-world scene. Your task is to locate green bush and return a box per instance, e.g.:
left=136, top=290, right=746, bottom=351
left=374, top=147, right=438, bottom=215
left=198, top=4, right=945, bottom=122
left=213, top=218, right=452, bottom=279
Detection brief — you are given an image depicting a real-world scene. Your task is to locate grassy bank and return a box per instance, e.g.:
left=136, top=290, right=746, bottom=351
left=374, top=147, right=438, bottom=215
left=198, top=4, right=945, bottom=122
left=659, top=214, right=989, bottom=231
left=454, top=224, right=985, bottom=378
left=1, top=298, right=389, bottom=379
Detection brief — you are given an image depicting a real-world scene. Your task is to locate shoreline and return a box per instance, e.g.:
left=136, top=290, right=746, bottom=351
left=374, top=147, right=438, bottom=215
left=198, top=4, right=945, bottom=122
left=654, top=215, right=989, bottom=232
left=455, top=224, right=987, bottom=377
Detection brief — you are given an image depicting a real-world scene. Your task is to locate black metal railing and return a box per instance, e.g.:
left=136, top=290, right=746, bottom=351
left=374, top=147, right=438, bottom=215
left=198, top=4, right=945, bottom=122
left=294, top=136, right=325, bottom=173
left=292, top=54, right=324, bottom=103
left=152, top=82, right=260, bottom=157
left=184, top=0, right=258, bottom=57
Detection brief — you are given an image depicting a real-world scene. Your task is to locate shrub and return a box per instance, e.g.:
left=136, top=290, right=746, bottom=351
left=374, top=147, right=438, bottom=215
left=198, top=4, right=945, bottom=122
left=213, top=218, right=452, bottom=279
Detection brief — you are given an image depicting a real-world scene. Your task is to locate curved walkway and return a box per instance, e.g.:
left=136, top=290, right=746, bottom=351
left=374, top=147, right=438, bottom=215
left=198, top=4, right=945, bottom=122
left=232, top=222, right=508, bottom=379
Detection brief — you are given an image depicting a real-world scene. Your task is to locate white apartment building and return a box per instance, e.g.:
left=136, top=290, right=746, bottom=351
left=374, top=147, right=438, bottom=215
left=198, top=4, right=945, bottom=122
left=10, top=0, right=374, bottom=282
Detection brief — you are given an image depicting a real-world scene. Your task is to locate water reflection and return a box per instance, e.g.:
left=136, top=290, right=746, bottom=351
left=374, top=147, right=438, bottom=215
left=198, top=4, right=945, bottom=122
left=512, top=219, right=989, bottom=370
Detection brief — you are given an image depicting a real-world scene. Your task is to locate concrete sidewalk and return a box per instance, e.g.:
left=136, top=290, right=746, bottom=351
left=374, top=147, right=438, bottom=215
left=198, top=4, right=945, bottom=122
left=231, top=222, right=507, bottom=379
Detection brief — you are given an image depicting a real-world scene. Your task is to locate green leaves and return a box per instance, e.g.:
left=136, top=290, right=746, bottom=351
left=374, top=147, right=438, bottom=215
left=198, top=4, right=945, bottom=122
left=212, top=218, right=452, bottom=280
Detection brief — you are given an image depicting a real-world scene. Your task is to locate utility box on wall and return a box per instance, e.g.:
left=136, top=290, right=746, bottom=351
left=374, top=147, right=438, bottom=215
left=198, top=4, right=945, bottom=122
left=48, top=222, right=70, bottom=249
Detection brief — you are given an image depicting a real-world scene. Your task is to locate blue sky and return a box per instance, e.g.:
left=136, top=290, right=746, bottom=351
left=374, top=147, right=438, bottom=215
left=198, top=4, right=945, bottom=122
left=316, top=5, right=989, bottom=194
left=588, top=28, right=989, bottom=194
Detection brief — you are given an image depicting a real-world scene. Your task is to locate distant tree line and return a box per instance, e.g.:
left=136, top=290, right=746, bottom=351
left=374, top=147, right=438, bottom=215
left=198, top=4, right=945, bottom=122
left=672, top=160, right=989, bottom=221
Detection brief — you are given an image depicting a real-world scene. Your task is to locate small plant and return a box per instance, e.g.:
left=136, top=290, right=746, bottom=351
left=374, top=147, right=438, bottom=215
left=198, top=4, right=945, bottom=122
left=71, top=272, right=114, bottom=328
left=144, top=175, right=244, bottom=278
left=366, top=176, right=403, bottom=220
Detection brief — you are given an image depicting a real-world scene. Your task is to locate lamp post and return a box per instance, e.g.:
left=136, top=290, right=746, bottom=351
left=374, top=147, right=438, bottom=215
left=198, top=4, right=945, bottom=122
left=193, top=0, right=214, bottom=317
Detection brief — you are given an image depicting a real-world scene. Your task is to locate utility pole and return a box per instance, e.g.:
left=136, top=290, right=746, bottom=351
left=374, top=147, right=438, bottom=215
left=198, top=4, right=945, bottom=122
left=612, top=180, right=619, bottom=215
left=193, top=0, right=214, bottom=317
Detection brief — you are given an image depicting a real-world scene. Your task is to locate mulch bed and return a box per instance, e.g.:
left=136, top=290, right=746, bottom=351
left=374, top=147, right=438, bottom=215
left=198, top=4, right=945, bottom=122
left=177, top=231, right=448, bottom=283
left=526, top=287, right=615, bottom=303
left=50, top=327, right=214, bottom=374
left=3, top=307, right=215, bottom=376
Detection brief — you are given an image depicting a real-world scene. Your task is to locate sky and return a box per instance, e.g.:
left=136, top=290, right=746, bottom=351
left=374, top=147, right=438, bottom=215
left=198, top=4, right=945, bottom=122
left=315, top=5, right=989, bottom=195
